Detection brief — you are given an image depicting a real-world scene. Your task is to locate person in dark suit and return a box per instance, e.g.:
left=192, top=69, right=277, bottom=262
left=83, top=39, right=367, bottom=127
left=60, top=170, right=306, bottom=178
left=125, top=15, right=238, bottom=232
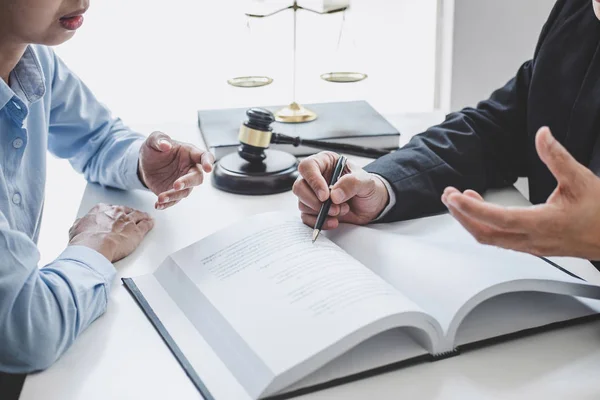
left=293, top=0, right=600, bottom=267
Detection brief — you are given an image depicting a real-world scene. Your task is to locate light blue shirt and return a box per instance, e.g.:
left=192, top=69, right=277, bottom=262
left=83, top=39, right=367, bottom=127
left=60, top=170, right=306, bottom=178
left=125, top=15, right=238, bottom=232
left=0, top=45, right=146, bottom=373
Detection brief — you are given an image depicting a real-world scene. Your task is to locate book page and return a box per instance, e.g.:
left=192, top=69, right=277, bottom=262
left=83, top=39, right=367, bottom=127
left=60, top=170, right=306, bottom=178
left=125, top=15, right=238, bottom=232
left=454, top=291, right=600, bottom=347
left=280, top=328, right=428, bottom=396
left=327, top=213, right=600, bottom=338
left=153, top=212, right=437, bottom=394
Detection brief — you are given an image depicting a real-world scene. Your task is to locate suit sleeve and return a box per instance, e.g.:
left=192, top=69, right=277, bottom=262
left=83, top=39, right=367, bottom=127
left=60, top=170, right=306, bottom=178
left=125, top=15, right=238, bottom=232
left=364, top=0, right=566, bottom=223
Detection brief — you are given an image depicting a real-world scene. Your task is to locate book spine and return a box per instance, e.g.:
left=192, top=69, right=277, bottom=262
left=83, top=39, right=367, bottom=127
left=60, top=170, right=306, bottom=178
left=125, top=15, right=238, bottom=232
left=431, top=348, right=460, bottom=361
left=122, top=278, right=216, bottom=400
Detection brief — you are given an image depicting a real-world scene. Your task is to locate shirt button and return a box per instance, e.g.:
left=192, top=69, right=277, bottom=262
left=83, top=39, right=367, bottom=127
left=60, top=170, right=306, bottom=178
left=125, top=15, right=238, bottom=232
left=12, top=138, right=23, bottom=149
left=12, top=193, right=21, bottom=205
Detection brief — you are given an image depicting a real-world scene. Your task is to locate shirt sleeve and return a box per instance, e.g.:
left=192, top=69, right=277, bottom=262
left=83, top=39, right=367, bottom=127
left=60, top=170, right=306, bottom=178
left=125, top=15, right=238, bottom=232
left=46, top=50, right=147, bottom=191
left=0, top=211, right=116, bottom=373
left=371, top=174, right=396, bottom=222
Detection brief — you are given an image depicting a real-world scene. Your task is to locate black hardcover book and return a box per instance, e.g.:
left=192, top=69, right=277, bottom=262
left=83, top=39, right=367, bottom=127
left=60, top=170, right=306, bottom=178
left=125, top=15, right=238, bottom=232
left=0, top=373, right=26, bottom=400
left=198, top=101, right=400, bottom=159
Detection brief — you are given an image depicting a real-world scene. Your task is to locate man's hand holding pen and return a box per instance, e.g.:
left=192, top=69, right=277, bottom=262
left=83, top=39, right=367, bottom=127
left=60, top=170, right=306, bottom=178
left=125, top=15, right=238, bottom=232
left=293, top=151, right=389, bottom=233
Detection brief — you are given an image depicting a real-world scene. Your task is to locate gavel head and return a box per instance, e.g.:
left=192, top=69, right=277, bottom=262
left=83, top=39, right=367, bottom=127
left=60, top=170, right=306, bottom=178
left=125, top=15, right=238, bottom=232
left=238, top=108, right=276, bottom=163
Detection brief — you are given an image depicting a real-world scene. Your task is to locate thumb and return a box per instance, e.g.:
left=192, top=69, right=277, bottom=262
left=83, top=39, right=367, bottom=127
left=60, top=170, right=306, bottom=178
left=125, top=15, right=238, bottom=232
left=535, top=127, right=584, bottom=187
left=147, top=131, right=173, bottom=152
left=463, top=189, right=484, bottom=202
left=330, top=165, right=372, bottom=204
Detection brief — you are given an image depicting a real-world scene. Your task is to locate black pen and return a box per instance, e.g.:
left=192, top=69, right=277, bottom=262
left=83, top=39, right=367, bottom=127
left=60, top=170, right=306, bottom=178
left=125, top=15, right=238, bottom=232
left=312, top=155, right=347, bottom=243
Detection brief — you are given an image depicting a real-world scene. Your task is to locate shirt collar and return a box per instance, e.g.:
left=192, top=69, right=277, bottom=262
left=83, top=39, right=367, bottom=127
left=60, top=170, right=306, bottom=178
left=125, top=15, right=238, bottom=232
left=0, top=46, right=46, bottom=111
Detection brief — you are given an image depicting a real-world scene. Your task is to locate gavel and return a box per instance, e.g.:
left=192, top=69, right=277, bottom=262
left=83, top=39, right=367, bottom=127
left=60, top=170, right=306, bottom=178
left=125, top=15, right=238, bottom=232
left=237, top=108, right=394, bottom=164
left=212, top=108, right=395, bottom=195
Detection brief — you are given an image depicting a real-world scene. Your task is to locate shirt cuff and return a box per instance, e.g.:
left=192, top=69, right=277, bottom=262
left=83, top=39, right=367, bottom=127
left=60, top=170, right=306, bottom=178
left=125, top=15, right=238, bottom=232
left=371, top=174, right=396, bottom=222
left=54, top=246, right=116, bottom=314
left=57, top=246, right=116, bottom=286
left=122, top=138, right=148, bottom=191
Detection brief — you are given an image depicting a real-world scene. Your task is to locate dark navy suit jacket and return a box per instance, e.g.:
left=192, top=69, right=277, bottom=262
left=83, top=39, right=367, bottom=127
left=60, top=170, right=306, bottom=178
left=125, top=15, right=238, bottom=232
left=365, top=0, right=600, bottom=268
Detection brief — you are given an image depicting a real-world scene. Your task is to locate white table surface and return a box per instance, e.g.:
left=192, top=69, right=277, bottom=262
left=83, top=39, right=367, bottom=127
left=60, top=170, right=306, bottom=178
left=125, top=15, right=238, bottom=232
left=20, top=111, right=600, bottom=400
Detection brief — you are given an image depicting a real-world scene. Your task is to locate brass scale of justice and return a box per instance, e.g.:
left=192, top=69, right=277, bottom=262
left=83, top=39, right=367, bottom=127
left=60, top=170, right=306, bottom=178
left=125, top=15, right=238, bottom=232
left=212, top=1, right=394, bottom=195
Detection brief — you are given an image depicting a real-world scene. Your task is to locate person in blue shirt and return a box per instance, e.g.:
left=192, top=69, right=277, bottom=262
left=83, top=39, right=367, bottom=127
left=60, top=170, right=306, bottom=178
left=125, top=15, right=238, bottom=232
left=0, top=0, right=215, bottom=372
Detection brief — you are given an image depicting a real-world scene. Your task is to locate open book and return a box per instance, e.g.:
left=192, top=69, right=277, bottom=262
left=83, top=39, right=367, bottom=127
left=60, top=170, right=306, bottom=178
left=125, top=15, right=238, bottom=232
left=124, top=192, right=600, bottom=400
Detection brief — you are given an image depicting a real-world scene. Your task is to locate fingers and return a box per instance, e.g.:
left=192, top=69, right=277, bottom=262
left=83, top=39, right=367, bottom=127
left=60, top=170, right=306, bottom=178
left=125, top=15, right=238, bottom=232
left=147, top=131, right=173, bottom=152
left=173, top=165, right=204, bottom=191
left=200, top=152, right=215, bottom=173
left=157, top=199, right=181, bottom=210
left=103, top=205, right=135, bottom=221
left=463, top=189, right=484, bottom=201
left=127, top=210, right=153, bottom=223
left=146, top=131, right=215, bottom=175
left=298, top=201, right=350, bottom=217
left=188, top=148, right=215, bottom=173
left=442, top=188, right=529, bottom=249
left=156, top=188, right=192, bottom=209
left=535, top=127, right=585, bottom=192
left=92, top=203, right=133, bottom=214
left=91, top=203, right=111, bottom=213
left=443, top=188, right=540, bottom=232
left=136, top=219, right=155, bottom=235
left=297, top=152, right=338, bottom=202
left=293, top=178, right=322, bottom=210
left=111, top=207, right=154, bottom=228
left=330, top=170, right=373, bottom=204
left=441, top=188, right=558, bottom=256
left=298, top=177, right=349, bottom=230
left=301, top=213, right=339, bottom=230
left=442, top=187, right=483, bottom=205
left=161, top=200, right=181, bottom=210
left=293, top=176, right=351, bottom=216
left=446, top=200, right=530, bottom=251
left=115, top=205, right=135, bottom=214
left=445, top=199, right=496, bottom=239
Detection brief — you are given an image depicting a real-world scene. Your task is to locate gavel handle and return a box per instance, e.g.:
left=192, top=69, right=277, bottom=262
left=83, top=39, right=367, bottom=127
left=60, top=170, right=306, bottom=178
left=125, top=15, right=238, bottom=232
left=271, top=133, right=395, bottom=159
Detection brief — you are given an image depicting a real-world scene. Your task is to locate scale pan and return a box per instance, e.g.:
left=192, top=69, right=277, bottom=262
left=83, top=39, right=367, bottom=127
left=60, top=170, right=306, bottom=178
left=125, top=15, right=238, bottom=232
left=320, top=72, right=367, bottom=83
left=227, top=76, right=273, bottom=88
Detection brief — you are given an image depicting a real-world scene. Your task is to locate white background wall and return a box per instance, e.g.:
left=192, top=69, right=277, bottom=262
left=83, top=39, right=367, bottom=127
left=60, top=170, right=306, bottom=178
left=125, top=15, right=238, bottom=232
left=447, top=0, right=556, bottom=111
left=53, top=0, right=438, bottom=123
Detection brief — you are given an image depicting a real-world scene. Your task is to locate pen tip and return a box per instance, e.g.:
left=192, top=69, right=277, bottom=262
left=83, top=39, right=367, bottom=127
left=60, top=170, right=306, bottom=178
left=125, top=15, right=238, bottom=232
left=312, top=230, right=320, bottom=243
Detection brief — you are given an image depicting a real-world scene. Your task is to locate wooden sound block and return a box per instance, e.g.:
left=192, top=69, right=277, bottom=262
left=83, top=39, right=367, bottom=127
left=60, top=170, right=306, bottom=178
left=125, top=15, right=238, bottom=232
left=212, top=150, right=299, bottom=195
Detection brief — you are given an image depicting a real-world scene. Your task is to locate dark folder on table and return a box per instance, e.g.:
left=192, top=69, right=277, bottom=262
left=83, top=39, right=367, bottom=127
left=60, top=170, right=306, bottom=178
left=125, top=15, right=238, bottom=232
left=198, top=100, right=401, bottom=160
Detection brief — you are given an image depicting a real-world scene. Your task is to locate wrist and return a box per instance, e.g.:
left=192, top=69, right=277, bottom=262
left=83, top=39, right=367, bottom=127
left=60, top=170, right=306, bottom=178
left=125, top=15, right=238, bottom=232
left=69, top=233, right=116, bottom=262
left=371, top=173, right=396, bottom=222
left=370, top=173, right=391, bottom=219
